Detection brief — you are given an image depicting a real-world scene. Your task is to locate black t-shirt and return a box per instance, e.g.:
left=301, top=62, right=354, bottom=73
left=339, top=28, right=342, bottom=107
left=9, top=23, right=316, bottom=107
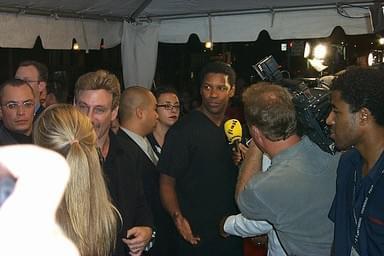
left=158, top=110, right=239, bottom=238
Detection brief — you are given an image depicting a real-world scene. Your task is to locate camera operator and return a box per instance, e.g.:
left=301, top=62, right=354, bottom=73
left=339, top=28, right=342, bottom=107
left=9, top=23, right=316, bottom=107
left=233, top=82, right=340, bottom=256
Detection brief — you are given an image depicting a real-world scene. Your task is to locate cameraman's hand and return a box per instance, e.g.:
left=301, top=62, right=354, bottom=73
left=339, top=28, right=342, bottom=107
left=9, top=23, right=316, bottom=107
left=173, top=212, right=200, bottom=245
left=0, top=145, right=79, bottom=256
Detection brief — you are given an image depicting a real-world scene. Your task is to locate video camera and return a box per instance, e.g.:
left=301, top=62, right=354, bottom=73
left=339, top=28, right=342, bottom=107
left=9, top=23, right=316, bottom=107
left=253, top=55, right=336, bottom=154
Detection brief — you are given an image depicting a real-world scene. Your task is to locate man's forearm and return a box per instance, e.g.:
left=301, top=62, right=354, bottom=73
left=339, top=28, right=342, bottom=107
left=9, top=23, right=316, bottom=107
left=224, top=214, right=273, bottom=237
left=159, top=173, right=182, bottom=220
left=235, top=141, right=263, bottom=198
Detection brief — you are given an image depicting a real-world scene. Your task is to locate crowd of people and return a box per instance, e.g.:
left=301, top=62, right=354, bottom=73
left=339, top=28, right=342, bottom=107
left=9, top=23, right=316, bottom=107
left=0, top=60, right=383, bottom=256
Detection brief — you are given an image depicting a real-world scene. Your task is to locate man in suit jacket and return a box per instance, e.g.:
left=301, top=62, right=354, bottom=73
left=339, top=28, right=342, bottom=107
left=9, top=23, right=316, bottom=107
left=74, top=70, right=153, bottom=256
left=118, top=86, right=174, bottom=255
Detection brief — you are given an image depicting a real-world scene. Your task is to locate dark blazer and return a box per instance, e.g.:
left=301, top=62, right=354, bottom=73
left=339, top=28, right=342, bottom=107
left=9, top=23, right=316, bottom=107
left=103, top=131, right=153, bottom=256
left=116, top=128, right=160, bottom=214
left=116, top=128, right=174, bottom=256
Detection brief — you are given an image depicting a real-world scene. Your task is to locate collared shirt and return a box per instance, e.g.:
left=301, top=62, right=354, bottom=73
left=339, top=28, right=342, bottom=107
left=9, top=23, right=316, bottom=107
left=238, top=136, right=340, bottom=256
left=120, top=127, right=158, bottom=164
left=329, top=148, right=384, bottom=256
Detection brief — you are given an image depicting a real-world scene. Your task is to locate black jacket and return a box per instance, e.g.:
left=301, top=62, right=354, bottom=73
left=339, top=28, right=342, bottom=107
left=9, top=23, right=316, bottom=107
left=103, top=131, right=153, bottom=256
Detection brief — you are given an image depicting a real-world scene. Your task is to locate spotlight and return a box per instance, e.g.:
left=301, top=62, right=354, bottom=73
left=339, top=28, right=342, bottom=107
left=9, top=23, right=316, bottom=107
left=304, top=42, right=311, bottom=58
left=205, top=41, right=213, bottom=49
left=313, top=44, right=327, bottom=60
left=303, top=42, right=328, bottom=60
left=379, top=37, right=384, bottom=45
left=72, top=39, right=80, bottom=50
left=304, top=42, right=329, bottom=72
left=368, top=50, right=384, bottom=66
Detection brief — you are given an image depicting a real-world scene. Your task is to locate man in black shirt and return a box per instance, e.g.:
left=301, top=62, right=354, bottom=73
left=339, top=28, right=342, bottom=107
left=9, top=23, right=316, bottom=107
left=0, top=79, right=34, bottom=145
left=158, top=62, right=243, bottom=255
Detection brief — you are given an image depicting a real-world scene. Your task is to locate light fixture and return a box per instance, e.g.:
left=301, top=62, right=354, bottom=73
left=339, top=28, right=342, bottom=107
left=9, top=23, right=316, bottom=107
left=303, top=42, right=328, bottom=60
left=281, top=43, right=287, bottom=52
left=304, top=42, right=329, bottom=72
left=379, top=37, right=384, bottom=45
left=313, top=44, right=327, bottom=60
left=205, top=15, right=213, bottom=50
left=368, top=52, right=374, bottom=66
left=367, top=50, right=384, bottom=66
left=304, top=42, right=311, bottom=58
left=205, top=41, right=213, bottom=49
left=72, top=39, right=80, bottom=50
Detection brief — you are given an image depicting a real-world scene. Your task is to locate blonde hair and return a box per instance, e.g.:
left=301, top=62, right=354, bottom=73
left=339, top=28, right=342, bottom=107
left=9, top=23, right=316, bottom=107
left=33, top=104, right=118, bottom=256
left=74, top=70, right=121, bottom=110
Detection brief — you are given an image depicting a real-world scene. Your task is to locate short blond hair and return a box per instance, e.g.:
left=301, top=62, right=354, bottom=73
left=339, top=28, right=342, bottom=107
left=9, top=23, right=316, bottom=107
left=75, top=70, right=121, bottom=110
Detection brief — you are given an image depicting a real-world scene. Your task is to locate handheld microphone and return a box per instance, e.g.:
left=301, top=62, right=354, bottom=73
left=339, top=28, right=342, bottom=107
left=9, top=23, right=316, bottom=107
left=224, top=119, right=242, bottom=152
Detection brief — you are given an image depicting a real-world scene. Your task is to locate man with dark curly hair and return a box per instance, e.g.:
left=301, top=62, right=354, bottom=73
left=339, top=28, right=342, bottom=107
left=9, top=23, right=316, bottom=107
left=327, top=67, right=384, bottom=256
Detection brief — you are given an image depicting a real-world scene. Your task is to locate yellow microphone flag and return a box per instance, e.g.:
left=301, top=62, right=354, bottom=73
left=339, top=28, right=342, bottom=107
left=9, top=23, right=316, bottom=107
left=224, top=119, right=242, bottom=144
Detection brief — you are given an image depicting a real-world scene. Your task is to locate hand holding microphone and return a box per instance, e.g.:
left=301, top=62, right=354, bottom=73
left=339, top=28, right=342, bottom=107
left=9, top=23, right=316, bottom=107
left=224, top=119, right=246, bottom=165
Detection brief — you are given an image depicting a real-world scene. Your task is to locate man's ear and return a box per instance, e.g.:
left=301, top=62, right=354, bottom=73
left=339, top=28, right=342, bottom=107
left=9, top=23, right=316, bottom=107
left=38, top=81, right=47, bottom=93
left=111, top=106, right=119, bottom=121
left=135, top=107, right=143, bottom=119
left=229, top=85, right=236, bottom=98
left=250, top=125, right=263, bottom=145
left=359, top=107, right=371, bottom=125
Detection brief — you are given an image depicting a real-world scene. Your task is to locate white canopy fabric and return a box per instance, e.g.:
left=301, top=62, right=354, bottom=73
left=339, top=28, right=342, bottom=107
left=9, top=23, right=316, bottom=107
left=0, top=0, right=376, bottom=88
left=158, top=8, right=372, bottom=43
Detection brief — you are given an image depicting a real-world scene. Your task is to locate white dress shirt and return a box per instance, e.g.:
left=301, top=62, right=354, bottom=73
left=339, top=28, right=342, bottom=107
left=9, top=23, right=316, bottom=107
left=120, top=127, right=158, bottom=164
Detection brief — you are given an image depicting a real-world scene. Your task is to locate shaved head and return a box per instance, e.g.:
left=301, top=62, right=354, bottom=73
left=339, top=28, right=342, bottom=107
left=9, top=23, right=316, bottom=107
left=119, top=86, right=154, bottom=121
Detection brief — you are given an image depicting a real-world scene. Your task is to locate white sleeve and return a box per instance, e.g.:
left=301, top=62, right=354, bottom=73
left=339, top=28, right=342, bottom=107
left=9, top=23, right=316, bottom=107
left=223, top=213, right=273, bottom=237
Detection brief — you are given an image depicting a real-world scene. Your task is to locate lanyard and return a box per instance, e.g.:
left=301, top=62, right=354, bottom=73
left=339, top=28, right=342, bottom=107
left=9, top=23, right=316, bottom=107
left=352, top=168, right=384, bottom=252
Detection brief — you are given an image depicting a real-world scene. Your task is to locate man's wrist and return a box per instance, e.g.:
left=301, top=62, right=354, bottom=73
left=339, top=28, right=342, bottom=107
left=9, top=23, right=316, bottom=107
left=144, top=230, right=156, bottom=251
left=172, top=211, right=181, bottom=222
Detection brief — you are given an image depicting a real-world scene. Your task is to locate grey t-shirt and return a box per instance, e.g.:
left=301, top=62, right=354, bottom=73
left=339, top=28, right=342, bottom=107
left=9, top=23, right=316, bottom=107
left=238, top=136, right=340, bottom=256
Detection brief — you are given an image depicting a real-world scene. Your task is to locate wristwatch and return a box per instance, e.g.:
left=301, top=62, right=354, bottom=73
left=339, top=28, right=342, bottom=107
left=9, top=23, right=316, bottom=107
left=144, top=230, right=156, bottom=251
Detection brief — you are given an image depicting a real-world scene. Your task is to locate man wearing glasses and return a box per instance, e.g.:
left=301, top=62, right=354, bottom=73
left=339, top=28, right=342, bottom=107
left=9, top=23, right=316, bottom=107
left=0, top=79, right=35, bottom=145
left=15, top=60, right=48, bottom=119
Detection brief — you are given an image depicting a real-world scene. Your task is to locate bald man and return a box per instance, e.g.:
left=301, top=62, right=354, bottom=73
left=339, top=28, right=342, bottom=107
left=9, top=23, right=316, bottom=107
left=117, top=86, right=172, bottom=255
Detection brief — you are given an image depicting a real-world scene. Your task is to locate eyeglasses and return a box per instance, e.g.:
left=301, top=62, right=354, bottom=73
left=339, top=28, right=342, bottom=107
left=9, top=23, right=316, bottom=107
left=22, top=80, right=41, bottom=85
left=2, top=101, right=35, bottom=110
left=157, top=103, right=180, bottom=111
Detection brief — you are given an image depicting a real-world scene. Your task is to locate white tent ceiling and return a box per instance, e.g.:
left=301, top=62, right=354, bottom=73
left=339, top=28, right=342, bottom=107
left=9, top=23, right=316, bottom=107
left=0, top=0, right=376, bottom=48
left=0, top=0, right=377, bottom=89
